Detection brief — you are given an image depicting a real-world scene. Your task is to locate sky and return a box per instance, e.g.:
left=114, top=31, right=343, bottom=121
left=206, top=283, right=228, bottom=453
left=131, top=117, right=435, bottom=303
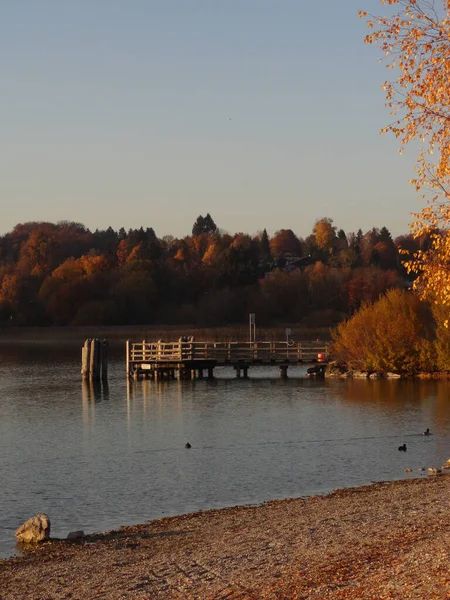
left=1, top=0, right=420, bottom=240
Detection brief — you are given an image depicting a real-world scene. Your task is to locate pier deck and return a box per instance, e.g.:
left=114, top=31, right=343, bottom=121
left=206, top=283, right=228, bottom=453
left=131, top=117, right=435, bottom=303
left=126, top=340, right=329, bottom=380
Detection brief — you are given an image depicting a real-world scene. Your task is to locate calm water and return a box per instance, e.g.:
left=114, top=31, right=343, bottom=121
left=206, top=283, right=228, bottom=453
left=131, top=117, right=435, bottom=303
left=1, top=342, right=450, bottom=559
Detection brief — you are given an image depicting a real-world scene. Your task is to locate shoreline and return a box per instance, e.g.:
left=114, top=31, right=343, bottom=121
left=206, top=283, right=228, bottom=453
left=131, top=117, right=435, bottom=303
left=0, top=324, right=330, bottom=345
left=2, top=474, right=450, bottom=599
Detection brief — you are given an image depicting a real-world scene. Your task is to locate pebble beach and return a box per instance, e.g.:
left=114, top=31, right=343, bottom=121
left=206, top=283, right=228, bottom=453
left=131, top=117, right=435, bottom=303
left=2, top=474, right=450, bottom=599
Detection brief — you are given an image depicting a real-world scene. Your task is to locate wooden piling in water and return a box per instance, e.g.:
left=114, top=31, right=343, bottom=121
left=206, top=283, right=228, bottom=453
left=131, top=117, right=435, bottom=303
left=101, top=339, right=108, bottom=381
left=89, top=339, right=96, bottom=380
left=90, top=339, right=101, bottom=382
left=81, top=339, right=90, bottom=379
left=279, top=365, right=288, bottom=379
left=81, top=338, right=107, bottom=382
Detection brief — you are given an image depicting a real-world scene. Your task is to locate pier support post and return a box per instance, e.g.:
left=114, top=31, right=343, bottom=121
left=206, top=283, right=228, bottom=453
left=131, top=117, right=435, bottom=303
left=101, top=339, right=108, bottom=382
left=280, top=365, right=288, bottom=379
left=81, top=339, right=91, bottom=379
left=89, top=339, right=101, bottom=382
left=89, top=338, right=96, bottom=380
left=208, top=367, right=214, bottom=380
left=82, top=338, right=108, bottom=382
left=235, top=366, right=241, bottom=379
left=243, top=366, right=249, bottom=379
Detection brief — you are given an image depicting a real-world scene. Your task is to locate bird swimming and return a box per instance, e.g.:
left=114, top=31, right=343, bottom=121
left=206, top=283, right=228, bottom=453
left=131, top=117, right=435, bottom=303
left=398, top=443, right=407, bottom=451
left=423, top=428, right=431, bottom=436
left=185, top=442, right=191, bottom=449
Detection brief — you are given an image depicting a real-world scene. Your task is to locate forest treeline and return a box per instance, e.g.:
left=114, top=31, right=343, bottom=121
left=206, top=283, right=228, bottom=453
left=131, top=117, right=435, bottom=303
left=0, top=215, right=427, bottom=327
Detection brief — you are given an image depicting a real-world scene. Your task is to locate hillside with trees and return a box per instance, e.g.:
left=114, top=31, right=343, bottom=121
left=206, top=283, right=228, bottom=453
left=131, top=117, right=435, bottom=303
left=0, top=216, right=424, bottom=327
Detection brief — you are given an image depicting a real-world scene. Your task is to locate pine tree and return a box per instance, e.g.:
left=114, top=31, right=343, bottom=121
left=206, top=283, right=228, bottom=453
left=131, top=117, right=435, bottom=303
left=192, top=213, right=217, bottom=236
left=260, top=228, right=271, bottom=258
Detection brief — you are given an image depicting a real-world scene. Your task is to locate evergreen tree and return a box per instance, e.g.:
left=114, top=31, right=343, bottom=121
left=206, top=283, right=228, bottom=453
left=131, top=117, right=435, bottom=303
left=337, top=229, right=347, bottom=242
left=260, top=229, right=271, bottom=258
left=146, top=227, right=157, bottom=244
left=354, top=229, right=363, bottom=255
left=192, top=213, right=217, bottom=236
left=379, top=226, right=393, bottom=244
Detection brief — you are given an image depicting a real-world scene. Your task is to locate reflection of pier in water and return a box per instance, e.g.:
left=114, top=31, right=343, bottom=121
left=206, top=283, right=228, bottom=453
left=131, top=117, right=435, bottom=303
left=126, top=340, right=329, bottom=381
left=82, top=380, right=109, bottom=403
left=82, top=380, right=109, bottom=430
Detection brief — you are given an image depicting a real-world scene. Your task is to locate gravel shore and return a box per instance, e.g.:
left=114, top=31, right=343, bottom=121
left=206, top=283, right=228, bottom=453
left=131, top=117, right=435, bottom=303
left=2, top=475, right=450, bottom=599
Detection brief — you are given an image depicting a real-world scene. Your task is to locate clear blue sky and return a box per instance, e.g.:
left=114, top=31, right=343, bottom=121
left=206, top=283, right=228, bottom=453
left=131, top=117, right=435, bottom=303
left=1, top=0, right=417, bottom=239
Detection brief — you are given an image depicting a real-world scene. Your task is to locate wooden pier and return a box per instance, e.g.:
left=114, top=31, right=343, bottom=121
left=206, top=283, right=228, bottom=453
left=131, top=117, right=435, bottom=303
left=126, top=340, right=329, bottom=380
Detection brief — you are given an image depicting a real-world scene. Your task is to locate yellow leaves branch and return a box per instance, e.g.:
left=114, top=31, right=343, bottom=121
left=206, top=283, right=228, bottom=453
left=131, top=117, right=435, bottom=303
left=361, top=1, right=450, bottom=319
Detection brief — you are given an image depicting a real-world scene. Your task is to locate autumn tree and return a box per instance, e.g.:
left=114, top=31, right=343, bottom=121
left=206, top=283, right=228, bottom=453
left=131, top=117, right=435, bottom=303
left=360, top=1, right=450, bottom=317
left=116, top=239, right=131, bottom=265
left=259, top=270, right=309, bottom=322
left=39, top=254, right=113, bottom=325
left=111, top=263, right=158, bottom=324
left=331, top=289, right=436, bottom=374
left=270, top=229, right=302, bottom=258
left=313, top=218, right=337, bottom=253
left=0, top=273, right=46, bottom=324
left=16, top=229, right=58, bottom=277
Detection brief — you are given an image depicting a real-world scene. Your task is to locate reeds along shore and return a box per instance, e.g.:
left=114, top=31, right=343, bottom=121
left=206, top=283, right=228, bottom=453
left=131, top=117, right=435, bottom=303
left=2, top=474, right=450, bottom=599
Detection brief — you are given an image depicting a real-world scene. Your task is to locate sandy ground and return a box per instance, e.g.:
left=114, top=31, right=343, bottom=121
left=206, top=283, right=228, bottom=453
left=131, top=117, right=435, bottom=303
left=2, top=475, right=450, bottom=600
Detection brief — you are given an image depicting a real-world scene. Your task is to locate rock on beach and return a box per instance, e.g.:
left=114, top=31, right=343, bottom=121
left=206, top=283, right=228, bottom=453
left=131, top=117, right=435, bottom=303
left=15, top=513, right=51, bottom=544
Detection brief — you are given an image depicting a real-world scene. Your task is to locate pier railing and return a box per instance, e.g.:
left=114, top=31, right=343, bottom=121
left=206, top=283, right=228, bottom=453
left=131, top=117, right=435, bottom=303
left=127, top=340, right=329, bottom=364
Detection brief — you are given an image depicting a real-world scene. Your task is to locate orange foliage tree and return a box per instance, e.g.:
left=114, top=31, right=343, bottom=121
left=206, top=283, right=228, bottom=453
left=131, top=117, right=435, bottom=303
left=331, top=288, right=436, bottom=373
left=313, top=218, right=337, bottom=253
left=269, top=229, right=303, bottom=258
left=360, top=0, right=450, bottom=319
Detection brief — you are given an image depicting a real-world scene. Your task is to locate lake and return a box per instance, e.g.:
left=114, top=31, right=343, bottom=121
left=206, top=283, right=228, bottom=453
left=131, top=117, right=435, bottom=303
left=1, top=340, right=449, bottom=559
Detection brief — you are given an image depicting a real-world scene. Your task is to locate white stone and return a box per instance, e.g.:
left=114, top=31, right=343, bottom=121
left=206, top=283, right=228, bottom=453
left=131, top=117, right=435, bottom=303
left=15, top=513, right=51, bottom=544
left=352, top=371, right=369, bottom=378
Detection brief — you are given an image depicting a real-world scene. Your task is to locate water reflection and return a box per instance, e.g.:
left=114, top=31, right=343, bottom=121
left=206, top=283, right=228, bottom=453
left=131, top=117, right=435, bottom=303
left=2, top=345, right=450, bottom=561
left=338, top=378, right=450, bottom=434
left=82, top=380, right=105, bottom=403
left=82, top=380, right=110, bottom=433
left=339, top=378, right=447, bottom=405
